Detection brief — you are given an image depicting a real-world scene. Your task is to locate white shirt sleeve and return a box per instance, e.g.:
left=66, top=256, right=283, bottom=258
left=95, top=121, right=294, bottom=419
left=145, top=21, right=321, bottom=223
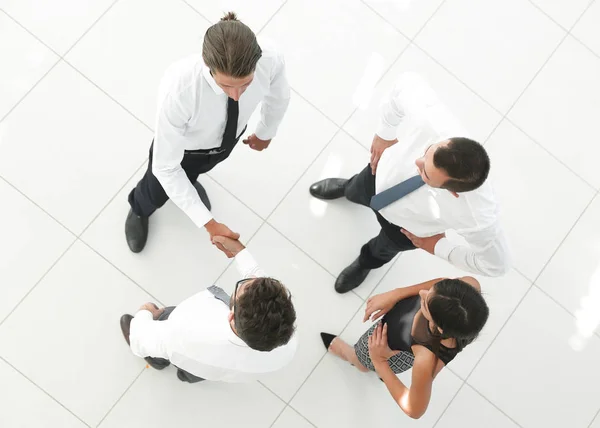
left=434, top=226, right=511, bottom=277
left=254, top=51, right=291, bottom=141
left=234, top=248, right=267, bottom=278
left=152, top=86, right=213, bottom=229
left=376, top=73, right=456, bottom=142
left=128, top=310, right=170, bottom=359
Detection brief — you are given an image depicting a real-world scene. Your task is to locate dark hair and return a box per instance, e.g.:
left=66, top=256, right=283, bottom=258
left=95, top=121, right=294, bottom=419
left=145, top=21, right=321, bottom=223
left=235, top=277, right=296, bottom=351
left=202, top=12, right=262, bottom=78
left=433, top=137, right=490, bottom=193
left=427, top=278, right=489, bottom=355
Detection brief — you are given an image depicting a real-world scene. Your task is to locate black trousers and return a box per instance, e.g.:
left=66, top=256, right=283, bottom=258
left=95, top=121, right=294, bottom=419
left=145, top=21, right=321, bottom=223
left=128, top=135, right=242, bottom=217
left=344, top=165, right=416, bottom=269
left=144, top=306, right=205, bottom=383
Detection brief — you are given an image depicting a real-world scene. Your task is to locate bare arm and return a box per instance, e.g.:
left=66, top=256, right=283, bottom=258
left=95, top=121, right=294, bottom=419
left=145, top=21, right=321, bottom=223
left=364, top=278, right=444, bottom=322
left=369, top=324, right=438, bottom=419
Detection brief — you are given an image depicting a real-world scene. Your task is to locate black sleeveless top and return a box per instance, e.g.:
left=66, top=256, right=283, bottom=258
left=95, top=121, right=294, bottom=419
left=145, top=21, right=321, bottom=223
left=382, top=295, right=459, bottom=365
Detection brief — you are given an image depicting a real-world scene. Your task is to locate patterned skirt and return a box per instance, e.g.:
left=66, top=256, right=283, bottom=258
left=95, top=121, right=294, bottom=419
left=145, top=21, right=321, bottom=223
left=354, top=324, right=415, bottom=374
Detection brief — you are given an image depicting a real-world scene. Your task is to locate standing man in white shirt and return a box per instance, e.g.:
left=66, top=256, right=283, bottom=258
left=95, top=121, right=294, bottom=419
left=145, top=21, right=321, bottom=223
left=119, top=236, right=297, bottom=383
left=309, top=73, right=510, bottom=293
left=126, top=12, right=290, bottom=254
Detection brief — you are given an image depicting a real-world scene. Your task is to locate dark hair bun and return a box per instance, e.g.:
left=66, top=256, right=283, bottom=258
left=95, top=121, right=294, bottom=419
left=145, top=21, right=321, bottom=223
left=221, top=11, right=238, bottom=22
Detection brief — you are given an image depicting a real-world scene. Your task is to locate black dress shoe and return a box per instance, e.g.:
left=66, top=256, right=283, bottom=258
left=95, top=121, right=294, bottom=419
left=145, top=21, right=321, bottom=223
left=193, top=181, right=211, bottom=211
left=145, top=356, right=170, bottom=370
left=309, top=178, right=348, bottom=200
left=320, top=332, right=336, bottom=350
left=125, top=208, right=149, bottom=253
left=335, top=258, right=371, bottom=293
left=120, top=314, right=133, bottom=346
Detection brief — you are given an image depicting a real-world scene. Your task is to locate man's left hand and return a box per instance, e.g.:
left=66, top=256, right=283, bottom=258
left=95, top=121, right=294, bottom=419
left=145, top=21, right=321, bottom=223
left=243, top=134, right=271, bottom=151
left=138, top=303, right=164, bottom=320
left=401, top=229, right=445, bottom=255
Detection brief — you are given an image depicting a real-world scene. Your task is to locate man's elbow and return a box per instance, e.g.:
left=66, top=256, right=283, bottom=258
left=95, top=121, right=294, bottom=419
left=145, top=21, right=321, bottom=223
left=478, top=259, right=511, bottom=277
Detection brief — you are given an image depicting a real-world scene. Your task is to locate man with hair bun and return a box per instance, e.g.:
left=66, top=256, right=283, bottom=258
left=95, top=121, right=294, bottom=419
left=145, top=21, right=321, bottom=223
left=125, top=12, right=290, bottom=255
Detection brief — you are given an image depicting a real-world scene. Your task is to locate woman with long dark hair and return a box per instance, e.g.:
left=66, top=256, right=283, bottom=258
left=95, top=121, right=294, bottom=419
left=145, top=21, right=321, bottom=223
left=320, top=276, right=489, bottom=419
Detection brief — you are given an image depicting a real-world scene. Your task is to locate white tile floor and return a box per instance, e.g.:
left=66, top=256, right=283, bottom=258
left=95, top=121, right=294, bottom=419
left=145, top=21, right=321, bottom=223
left=0, top=0, right=599, bottom=427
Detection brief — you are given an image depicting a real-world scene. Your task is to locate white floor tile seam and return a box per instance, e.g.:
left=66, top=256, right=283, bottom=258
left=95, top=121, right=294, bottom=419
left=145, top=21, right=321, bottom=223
left=0, top=54, right=61, bottom=123
left=62, top=58, right=154, bottom=133
left=0, top=355, right=93, bottom=428
left=362, top=0, right=449, bottom=42
left=525, top=0, right=587, bottom=33
left=178, top=0, right=212, bottom=26
left=458, top=193, right=598, bottom=384
left=0, top=8, right=63, bottom=58
left=414, top=29, right=568, bottom=118
left=255, top=0, right=291, bottom=35
left=0, top=238, right=76, bottom=328
left=570, top=30, right=600, bottom=62
left=96, top=367, right=145, bottom=428
left=77, top=238, right=168, bottom=307
left=461, top=379, right=525, bottom=428
left=357, top=0, right=415, bottom=41
left=532, top=283, right=600, bottom=342
left=412, top=31, right=600, bottom=191
left=531, top=192, right=600, bottom=285
left=273, top=404, right=318, bottom=428
left=462, top=283, right=534, bottom=388
left=588, top=407, right=600, bottom=428
left=59, top=0, right=121, bottom=59
left=503, top=116, right=599, bottom=192
left=430, top=378, right=468, bottom=428
left=273, top=254, right=407, bottom=418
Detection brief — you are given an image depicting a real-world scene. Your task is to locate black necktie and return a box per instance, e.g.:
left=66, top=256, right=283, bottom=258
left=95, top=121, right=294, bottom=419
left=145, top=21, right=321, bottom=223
left=370, top=175, right=425, bottom=211
left=221, top=97, right=239, bottom=149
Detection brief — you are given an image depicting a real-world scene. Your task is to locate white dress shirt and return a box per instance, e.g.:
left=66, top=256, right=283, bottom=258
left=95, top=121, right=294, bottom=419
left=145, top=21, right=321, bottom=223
left=128, top=249, right=297, bottom=382
left=152, top=40, right=291, bottom=229
left=374, top=73, right=510, bottom=277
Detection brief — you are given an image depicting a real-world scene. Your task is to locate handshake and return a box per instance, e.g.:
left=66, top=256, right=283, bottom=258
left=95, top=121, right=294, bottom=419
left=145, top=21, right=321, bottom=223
left=205, top=219, right=244, bottom=258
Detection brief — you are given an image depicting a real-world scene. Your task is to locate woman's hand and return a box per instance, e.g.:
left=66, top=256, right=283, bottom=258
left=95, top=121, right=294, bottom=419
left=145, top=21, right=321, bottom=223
left=368, top=322, right=398, bottom=363
left=364, top=289, right=403, bottom=322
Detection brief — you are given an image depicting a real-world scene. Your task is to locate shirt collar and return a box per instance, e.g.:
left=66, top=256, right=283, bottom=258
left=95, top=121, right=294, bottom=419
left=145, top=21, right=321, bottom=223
left=202, top=63, right=225, bottom=95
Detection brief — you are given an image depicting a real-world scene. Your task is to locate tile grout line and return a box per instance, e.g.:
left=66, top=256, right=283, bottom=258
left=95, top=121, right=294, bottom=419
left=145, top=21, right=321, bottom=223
left=588, top=403, right=600, bottom=428
left=179, top=0, right=212, bottom=24
left=280, top=249, right=407, bottom=416
left=461, top=191, right=598, bottom=382
left=430, top=380, right=467, bottom=428
left=531, top=191, right=598, bottom=285
left=410, top=27, right=600, bottom=192
left=0, top=8, right=63, bottom=58
left=0, top=239, right=76, bottom=328
left=503, top=117, right=598, bottom=191
left=0, top=56, right=62, bottom=124
left=468, top=382, right=526, bottom=428
left=76, top=160, right=148, bottom=238
left=463, top=284, right=534, bottom=383
left=288, top=406, right=319, bottom=428
left=96, top=367, right=145, bottom=427
left=77, top=239, right=167, bottom=307
left=358, top=0, right=412, bottom=40
left=61, top=0, right=122, bottom=58
left=256, top=0, right=290, bottom=35
left=0, top=355, right=93, bottom=428
left=62, top=59, right=154, bottom=133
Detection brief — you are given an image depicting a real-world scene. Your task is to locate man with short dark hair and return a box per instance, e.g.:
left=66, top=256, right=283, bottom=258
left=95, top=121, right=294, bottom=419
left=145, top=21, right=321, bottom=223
left=119, top=236, right=297, bottom=383
left=125, top=12, right=290, bottom=254
left=310, top=73, right=510, bottom=293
